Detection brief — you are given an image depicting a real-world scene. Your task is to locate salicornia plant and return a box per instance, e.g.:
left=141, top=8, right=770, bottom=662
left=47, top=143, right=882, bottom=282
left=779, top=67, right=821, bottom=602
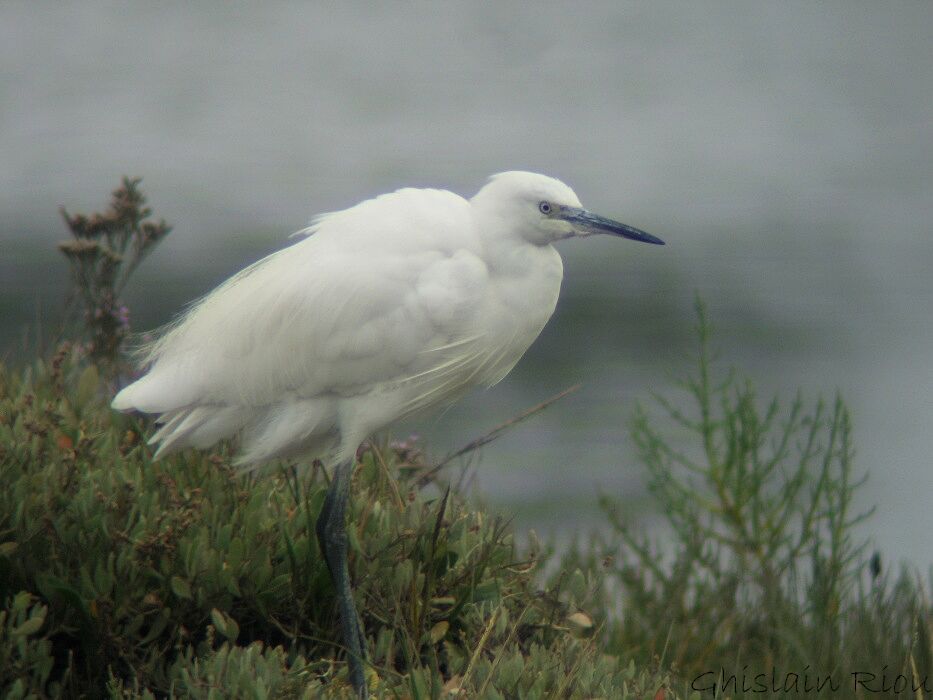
left=595, top=298, right=891, bottom=692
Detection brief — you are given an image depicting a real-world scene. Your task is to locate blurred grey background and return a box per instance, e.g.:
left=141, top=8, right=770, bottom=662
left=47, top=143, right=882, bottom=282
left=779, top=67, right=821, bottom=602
left=2, top=4, right=931, bottom=562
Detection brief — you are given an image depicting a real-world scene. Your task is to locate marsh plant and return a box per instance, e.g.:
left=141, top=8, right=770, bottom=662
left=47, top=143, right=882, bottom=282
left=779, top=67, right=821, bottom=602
left=58, top=178, right=171, bottom=371
left=3, top=301, right=932, bottom=698
left=0, top=348, right=665, bottom=698
left=572, top=302, right=933, bottom=697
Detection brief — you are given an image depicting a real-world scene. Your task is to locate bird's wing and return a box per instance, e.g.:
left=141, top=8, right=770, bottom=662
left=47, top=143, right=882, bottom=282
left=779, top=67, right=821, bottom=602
left=113, top=188, right=492, bottom=415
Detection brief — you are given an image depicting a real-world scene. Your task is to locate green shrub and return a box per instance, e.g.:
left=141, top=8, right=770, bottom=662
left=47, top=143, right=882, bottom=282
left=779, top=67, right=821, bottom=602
left=575, top=301, right=933, bottom=697
left=0, top=347, right=669, bottom=698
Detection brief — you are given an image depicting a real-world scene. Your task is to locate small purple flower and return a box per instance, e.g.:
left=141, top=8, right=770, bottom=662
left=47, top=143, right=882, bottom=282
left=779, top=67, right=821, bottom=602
left=116, top=304, right=130, bottom=328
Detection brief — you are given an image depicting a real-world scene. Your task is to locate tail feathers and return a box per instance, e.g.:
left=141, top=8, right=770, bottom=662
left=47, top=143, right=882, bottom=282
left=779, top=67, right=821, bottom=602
left=112, top=370, right=203, bottom=414
left=149, top=406, right=250, bottom=459
left=115, top=375, right=339, bottom=466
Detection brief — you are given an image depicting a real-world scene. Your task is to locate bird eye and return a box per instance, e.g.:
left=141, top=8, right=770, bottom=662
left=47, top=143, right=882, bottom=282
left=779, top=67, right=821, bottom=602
left=538, top=201, right=552, bottom=215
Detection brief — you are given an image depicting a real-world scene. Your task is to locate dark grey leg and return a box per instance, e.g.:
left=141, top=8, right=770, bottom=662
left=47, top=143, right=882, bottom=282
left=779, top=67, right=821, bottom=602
left=315, top=458, right=368, bottom=697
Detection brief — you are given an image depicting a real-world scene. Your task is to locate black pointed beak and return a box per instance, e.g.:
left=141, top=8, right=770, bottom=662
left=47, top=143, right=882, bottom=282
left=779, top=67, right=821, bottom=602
left=560, top=207, right=665, bottom=245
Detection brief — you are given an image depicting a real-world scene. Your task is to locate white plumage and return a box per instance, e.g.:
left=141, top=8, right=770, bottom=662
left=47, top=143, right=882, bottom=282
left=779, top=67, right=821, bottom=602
left=112, top=170, right=664, bottom=698
left=112, top=171, right=662, bottom=467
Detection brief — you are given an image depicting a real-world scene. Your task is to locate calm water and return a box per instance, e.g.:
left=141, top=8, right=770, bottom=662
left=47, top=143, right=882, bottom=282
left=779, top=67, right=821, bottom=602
left=2, top=3, right=931, bottom=564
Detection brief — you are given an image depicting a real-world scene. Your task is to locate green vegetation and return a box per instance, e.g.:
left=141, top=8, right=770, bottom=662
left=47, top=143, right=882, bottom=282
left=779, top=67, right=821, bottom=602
left=0, top=348, right=667, bottom=698
left=578, top=305, right=933, bottom=696
left=2, top=181, right=931, bottom=697
left=4, top=315, right=932, bottom=698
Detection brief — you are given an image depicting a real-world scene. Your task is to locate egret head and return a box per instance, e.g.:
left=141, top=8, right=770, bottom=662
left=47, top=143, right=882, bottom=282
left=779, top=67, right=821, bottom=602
left=472, top=171, right=664, bottom=247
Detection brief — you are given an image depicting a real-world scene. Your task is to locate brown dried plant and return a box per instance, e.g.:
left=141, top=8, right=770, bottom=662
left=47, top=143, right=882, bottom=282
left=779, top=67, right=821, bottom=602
left=58, top=177, right=171, bottom=369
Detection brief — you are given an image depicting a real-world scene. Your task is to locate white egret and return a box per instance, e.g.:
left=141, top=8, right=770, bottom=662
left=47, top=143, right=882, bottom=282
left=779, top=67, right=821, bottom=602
left=112, top=171, right=664, bottom=696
